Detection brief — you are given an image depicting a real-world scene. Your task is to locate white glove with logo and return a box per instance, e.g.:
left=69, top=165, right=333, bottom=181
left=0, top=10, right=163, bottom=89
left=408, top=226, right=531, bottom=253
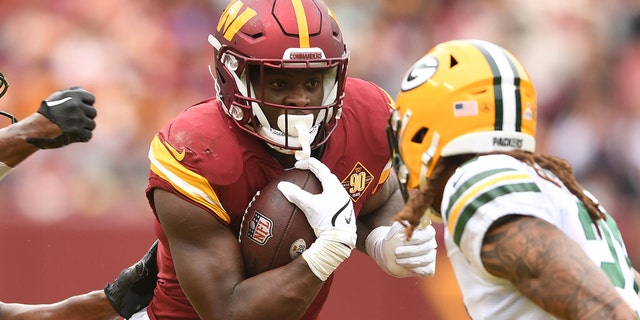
left=366, top=220, right=437, bottom=278
left=277, top=157, right=356, bottom=281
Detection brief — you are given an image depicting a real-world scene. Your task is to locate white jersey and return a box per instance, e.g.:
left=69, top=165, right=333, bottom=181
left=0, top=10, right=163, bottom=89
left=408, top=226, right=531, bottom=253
left=441, top=154, right=640, bottom=319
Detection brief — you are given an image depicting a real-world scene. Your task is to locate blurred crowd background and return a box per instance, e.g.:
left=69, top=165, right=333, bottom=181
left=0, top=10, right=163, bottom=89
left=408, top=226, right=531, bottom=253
left=1, top=0, right=639, bottom=318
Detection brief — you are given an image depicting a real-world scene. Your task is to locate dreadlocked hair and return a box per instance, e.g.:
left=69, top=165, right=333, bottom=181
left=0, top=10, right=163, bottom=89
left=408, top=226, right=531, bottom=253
left=395, top=151, right=607, bottom=237
left=394, top=186, right=436, bottom=238
left=394, top=154, right=473, bottom=237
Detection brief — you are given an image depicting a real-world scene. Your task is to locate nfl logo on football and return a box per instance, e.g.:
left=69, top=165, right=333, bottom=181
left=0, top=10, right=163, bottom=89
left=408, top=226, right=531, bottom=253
left=247, top=211, right=273, bottom=245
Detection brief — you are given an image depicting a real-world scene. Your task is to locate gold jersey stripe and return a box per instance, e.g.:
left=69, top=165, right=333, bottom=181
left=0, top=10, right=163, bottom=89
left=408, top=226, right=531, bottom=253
left=448, top=172, right=531, bottom=235
left=370, top=160, right=392, bottom=195
left=148, top=136, right=231, bottom=223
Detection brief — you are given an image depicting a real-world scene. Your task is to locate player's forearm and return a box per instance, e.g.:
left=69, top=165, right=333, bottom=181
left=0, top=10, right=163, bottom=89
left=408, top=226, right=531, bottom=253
left=0, top=290, right=118, bottom=320
left=356, top=179, right=404, bottom=253
left=482, top=215, right=636, bottom=319
left=0, top=127, right=38, bottom=169
left=0, top=113, right=59, bottom=167
left=180, top=257, right=324, bottom=320
left=231, top=258, right=325, bottom=320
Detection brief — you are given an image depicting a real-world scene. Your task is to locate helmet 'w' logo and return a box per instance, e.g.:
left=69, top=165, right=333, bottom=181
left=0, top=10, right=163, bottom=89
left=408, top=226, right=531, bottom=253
left=217, top=0, right=257, bottom=41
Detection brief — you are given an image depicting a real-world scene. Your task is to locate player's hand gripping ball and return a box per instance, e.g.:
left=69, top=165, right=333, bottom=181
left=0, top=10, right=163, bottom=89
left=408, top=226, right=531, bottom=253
left=239, top=169, right=321, bottom=277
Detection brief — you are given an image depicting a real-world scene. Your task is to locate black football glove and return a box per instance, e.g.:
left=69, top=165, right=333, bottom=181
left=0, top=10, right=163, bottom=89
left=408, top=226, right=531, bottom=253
left=104, top=240, right=159, bottom=319
left=26, top=86, right=97, bottom=149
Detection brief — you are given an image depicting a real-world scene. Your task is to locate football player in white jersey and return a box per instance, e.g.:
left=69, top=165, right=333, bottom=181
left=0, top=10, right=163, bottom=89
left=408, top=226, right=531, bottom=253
left=387, top=39, right=640, bottom=319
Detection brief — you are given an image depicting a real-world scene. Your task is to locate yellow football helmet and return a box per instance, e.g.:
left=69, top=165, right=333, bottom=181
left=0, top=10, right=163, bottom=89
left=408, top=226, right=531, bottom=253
left=387, top=39, right=536, bottom=193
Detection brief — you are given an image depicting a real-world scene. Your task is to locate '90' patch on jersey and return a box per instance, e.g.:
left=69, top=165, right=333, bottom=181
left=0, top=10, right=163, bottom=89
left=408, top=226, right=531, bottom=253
left=341, top=162, right=374, bottom=203
left=247, top=212, right=273, bottom=245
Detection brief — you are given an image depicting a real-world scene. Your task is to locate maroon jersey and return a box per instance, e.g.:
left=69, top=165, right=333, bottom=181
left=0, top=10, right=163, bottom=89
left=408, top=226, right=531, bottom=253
left=144, top=77, right=393, bottom=319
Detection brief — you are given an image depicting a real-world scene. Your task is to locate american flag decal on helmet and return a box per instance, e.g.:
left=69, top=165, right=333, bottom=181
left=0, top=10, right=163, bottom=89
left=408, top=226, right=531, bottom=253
left=453, top=100, right=478, bottom=117
left=247, top=211, right=273, bottom=245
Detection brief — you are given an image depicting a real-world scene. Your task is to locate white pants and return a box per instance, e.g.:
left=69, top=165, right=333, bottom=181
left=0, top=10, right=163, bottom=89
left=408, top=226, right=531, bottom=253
left=128, top=308, right=150, bottom=320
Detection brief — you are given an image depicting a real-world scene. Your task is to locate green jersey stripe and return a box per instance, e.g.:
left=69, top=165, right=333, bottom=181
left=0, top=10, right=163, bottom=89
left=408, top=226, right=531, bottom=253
left=452, top=182, right=540, bottom=246
left=444, top=167, right=516, bottom=221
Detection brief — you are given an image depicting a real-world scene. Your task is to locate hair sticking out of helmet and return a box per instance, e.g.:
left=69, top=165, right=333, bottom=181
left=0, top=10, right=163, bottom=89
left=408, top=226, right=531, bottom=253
left=0, top=73, right=17, bottom=124
left=209, top=0, right=349, bottom=154
left=388, top=39, right=536, bottom=192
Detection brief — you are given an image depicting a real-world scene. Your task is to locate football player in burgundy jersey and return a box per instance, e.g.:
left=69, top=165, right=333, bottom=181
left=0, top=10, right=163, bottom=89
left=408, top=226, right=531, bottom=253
left=137, top=0, right=438, bottom=319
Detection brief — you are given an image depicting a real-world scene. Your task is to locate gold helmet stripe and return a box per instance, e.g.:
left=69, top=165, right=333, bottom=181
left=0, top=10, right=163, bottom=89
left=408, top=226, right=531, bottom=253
left=291, top=0, right=311, bottom=48
left=469, top=40, right=522, bottom=133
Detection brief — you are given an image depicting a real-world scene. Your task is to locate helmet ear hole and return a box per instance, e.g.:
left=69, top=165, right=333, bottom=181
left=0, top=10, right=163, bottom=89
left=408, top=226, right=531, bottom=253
left=411, top=127, right=428, bottom=143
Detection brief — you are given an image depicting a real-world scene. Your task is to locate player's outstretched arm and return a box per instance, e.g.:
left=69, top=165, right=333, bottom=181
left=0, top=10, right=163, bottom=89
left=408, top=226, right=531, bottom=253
left=0, top=87, right=96, bottom=180
left=481, top=215, right=637, bottom=319
left=0, top=240, right=158, bottom=320
left=104, top=240, right=159, bottom=319
left=0, top=112, right=60, bottom=178
left=0, top=290, right=117, bottom=320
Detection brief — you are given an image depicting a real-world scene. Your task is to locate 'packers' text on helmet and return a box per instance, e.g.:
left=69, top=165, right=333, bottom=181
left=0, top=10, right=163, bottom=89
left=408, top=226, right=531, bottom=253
left=208, top=0, right=349, bottom=155
left=388, top=39, right=536, bottom=190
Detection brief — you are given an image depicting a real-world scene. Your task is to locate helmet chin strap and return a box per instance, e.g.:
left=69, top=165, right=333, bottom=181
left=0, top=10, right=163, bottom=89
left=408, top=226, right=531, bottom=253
left=419, top=131, right=440, bottom=189
left=417, top=132, right=443, bottom=223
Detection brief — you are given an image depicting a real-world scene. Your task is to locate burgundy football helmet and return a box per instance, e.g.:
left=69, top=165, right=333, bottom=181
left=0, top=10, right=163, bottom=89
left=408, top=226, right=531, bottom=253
left=208, top=0, right=349, bottom=155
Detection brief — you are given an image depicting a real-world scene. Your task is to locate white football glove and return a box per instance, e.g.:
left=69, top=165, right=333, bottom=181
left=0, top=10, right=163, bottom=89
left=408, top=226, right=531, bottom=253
left=277, top=157, right=356, bottom=281
left=366, top=220, right=437, bottom=278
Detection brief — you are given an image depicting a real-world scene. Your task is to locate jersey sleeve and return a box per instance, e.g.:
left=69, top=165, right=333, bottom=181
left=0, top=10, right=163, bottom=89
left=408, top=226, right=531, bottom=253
left=371, top=86, right=395, bottom=194
left=145, top=101, right=240, bottom=225
left=148, top=134, right=230, bottom=223
left=342, top=78, right=396, bottom=196
left=442, top=155, right=553, bottom=275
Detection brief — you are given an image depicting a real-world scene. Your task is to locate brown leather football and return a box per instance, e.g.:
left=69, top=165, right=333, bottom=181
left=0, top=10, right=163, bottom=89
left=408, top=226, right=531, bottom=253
left=239, top=168, right=321, bottom=277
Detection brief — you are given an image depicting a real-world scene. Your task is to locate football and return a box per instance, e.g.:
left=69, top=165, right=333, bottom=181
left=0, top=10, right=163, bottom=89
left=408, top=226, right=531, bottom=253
left=239, top=168, right=321, bottom=277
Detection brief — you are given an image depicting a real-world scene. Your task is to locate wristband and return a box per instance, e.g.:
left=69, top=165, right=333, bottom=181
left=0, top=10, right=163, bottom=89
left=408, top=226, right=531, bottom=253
left=301, top=238, right=352, bottom=281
